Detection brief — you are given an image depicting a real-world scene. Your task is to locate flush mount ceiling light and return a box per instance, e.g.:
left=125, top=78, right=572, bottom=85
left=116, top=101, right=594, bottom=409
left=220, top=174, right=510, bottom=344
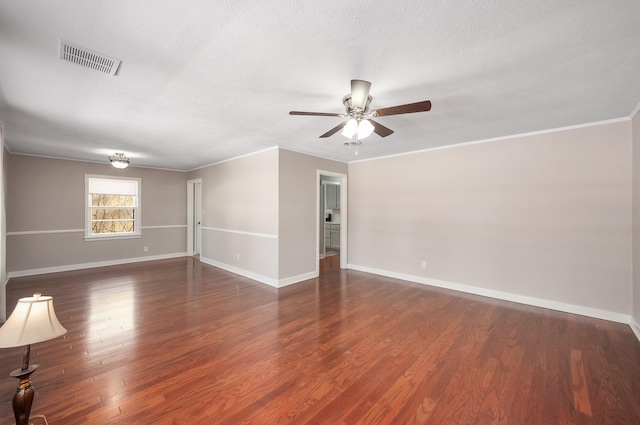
left=109, top=153, right=130, bottom=169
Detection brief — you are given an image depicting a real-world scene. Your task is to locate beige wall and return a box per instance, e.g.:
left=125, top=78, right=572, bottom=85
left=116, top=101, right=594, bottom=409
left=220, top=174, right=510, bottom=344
left=633, top=110, right=640, bottom=334
left=3, top=120, right=638, bottom=330
left=3, top=145, right=346, bottom=287
left=0, top=125, right=5, bottom=320
left=278, top=149, right=347, bottom=280
left=187, top=147, right=347, bottom=285
left=349, top=121, right=633, bottom=318
left=6, top=155, right=187, bottom=274
left=188, top=148, right=280, bottom=283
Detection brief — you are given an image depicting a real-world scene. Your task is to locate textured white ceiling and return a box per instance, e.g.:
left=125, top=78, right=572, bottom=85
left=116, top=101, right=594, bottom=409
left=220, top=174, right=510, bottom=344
left=0, top=0, right=639, bottom=170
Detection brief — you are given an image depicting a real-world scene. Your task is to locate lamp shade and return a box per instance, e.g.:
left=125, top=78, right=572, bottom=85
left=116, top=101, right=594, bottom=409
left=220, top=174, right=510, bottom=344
left=0, top=294, right=67, bottom=348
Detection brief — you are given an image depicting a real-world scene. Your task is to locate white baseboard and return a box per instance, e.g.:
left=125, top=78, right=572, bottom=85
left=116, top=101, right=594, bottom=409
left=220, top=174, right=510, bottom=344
left=631, top=317, right=640, bottom=343
left=200, top=256, right=279, bottom=287
left=278, top=271, right=318, bottom=288
left=347, top=263, right=631, bottom=324
left=199, top=257, right=317, bottom=288
left=7, top=252, right=187, bottom=279
left=8, top=255, right=637, bottom=339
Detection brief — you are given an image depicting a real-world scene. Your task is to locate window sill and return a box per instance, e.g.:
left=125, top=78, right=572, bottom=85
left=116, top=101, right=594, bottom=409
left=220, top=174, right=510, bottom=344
left=84, top=234, right=142, bottom=242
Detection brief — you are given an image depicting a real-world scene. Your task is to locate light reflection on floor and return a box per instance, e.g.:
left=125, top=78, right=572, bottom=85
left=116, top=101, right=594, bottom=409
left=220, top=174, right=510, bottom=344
left=88, top=281, right=136, bottom=340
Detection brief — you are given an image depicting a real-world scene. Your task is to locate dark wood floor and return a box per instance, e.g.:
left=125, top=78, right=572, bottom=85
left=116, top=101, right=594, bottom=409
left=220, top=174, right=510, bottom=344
left=319, top=254, right=340, bottom=273
left=1, top=257, right=639, bottom=424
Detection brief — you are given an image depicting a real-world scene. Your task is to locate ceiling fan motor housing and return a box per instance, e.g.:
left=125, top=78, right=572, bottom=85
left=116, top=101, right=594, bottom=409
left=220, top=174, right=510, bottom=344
left=343, top=94, right=372, bottom=117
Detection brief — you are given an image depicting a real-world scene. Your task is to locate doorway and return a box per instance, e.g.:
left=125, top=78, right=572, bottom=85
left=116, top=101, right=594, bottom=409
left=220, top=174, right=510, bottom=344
left=318, top=171, right=347, bottom=273
left=187, top=179, right=202, bottom=258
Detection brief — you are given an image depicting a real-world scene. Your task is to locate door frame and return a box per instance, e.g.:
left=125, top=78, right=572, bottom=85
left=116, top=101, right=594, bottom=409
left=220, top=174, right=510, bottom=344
left=317, top=170, right=347, bottom=272
left=186, top=178, right=202, bottom=257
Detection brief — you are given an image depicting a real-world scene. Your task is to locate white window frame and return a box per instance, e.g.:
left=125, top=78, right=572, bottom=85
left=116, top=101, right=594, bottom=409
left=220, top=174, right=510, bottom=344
left=85, top=174, right=142, bottom=241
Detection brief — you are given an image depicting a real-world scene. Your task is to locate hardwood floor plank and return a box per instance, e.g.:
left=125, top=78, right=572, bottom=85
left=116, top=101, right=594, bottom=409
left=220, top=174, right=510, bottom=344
left=570, top=349, right=592, bottom=416
left=0, top=258, right=639, bottom=424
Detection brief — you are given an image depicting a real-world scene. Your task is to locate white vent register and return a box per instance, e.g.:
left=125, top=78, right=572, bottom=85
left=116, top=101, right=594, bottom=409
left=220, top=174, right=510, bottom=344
left=58, top=39, right=121, bottom=75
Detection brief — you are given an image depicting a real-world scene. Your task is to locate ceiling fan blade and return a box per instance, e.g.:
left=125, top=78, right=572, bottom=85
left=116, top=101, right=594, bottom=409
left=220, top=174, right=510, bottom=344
left=368, top=119, right=394, bottom=137
left=373, top=100, right=432, bottom=117
left=289, top=111, right=344, bottom=117
left=319, top=122, right=347, bottom=138
left=350, top=80, right=372, bottom=110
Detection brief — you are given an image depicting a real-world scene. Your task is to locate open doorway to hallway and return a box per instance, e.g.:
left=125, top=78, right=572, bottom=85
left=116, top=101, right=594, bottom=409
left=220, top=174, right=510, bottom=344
left=318, top=171, right=347, bottom=273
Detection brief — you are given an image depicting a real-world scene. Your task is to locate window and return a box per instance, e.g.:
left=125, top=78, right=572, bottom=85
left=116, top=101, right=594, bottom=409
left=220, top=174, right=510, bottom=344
left=85, top=175, right=141, bottom=240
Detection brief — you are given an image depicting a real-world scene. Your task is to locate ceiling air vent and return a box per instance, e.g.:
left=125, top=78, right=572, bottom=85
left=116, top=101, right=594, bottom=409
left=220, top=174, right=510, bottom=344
left=58, top=39, right=121, bottom=75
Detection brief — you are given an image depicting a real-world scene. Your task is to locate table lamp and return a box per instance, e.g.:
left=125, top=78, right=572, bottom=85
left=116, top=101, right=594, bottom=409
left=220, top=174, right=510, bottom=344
left=0, top=293, right=67, bottom=425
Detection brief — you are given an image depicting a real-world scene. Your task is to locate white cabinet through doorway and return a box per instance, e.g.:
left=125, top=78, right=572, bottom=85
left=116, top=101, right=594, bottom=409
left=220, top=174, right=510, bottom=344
left=326, top=223, right=340, bottom=248
left=325, top=184, right=340, bottom=209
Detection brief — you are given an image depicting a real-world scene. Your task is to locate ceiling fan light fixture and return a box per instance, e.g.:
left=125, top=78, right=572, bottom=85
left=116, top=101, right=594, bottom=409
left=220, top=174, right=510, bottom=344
left=341, top=118, right=374, bottom=140
left=109, top=152, right=130, bottom=169
left=357, top=119, right=374, bottom=139
left=289, top=79, right=431, bottom=141
left=341, top=118, right=358, bottom=138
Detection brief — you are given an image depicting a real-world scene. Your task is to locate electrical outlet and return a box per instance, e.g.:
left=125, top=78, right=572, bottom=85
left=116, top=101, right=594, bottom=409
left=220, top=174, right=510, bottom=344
left=144, top=246, right=148, bottom=252
left=421, top=260, right=426, bottom=269
left=237, top=253, right=240, bottom=261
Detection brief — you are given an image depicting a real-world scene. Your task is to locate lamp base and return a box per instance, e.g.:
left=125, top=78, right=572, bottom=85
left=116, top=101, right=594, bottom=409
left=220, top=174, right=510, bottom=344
left=9, top=364, right=39, bottom=425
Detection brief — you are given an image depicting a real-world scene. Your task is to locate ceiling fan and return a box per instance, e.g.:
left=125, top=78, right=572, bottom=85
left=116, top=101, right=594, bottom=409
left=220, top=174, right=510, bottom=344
left=289, top=79, right=431, bottom=140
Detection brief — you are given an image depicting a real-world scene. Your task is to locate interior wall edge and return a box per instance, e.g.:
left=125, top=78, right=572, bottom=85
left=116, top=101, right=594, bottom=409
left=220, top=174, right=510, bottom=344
left=7, top=252, right=187, bottom=279
left=347, top=263, right=631, bottom=325
left=632, top=101, right=640, bottom=342
left=631, top=318, right=640, bottom=343
left=630, top=99, right=640, bottom=120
